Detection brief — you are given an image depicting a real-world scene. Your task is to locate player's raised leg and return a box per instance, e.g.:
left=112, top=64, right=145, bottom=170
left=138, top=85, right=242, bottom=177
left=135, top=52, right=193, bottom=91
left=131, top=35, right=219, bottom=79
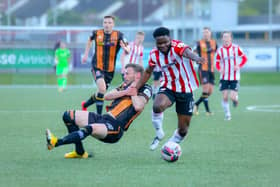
left=62, top=110, right=89, bottom=158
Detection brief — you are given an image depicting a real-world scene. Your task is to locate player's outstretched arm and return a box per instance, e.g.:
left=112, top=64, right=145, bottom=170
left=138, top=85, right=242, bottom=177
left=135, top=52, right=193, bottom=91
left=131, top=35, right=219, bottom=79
left=183, top=48, right=206, bottom=64
left=120, top=40, right=130, bottom=54
left=104, top=88, right=129, bottom=100
left=120, top=51, right=126, bottom=73
left=82, top=39, right=93, bottom=64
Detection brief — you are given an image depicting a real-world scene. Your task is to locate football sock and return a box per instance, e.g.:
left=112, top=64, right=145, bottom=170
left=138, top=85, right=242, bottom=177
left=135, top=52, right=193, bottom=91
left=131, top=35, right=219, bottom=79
left=95, top=92, right=104, bottom=115
left=57, top=77, right=63, bottom=89
left=56, top=125, right=93, bottom=147
left=222, top=100, right=231, bottom=117
left=195, top=92, right=208, bottom=107
left=61, top=77, right=67, bottom=89
left=152, top=112, right=164, bottom=139
left=169, top=129, right=185, bottom=144
left=203, top=93, right=210, bottom=112
left=84, top=93, right=96, bottom=108
left=62, top=111, right=85, bottom=155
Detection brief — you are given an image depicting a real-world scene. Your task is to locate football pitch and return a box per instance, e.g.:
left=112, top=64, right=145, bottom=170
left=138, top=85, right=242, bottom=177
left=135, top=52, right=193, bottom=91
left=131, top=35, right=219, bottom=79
left=0, top=72, right=279, bottom=187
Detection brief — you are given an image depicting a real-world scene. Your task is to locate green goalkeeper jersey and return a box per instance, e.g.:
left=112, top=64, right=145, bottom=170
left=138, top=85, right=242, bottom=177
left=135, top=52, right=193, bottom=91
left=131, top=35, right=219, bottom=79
left=55, top=48, right=70, bottom=68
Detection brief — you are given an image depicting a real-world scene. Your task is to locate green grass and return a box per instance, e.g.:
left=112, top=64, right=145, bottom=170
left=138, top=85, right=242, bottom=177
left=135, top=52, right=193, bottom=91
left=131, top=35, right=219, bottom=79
left=0, top=72, right=280, bottom=187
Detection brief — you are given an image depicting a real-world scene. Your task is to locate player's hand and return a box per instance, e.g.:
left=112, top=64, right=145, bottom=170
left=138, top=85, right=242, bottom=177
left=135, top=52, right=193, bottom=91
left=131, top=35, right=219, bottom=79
left=197, top=57, right=206, bottom=64
left=219, top=68, right=225, bottom=74
left=234, top=65, right=240, bottom=71
left=126, top=86, right=137, bottom=96
left=82, top=55, right=88, bottom=64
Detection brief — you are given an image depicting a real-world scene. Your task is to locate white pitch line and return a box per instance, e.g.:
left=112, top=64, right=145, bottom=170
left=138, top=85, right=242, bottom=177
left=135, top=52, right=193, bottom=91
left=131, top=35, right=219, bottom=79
left=246, top=105, right=280, bottom=112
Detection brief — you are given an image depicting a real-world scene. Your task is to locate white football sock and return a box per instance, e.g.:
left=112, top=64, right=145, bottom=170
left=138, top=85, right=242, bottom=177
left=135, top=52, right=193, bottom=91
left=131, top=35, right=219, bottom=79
left=222, top=100, right=231, bottom=117
left=169, top=129, right=184, bottom=144
left=152, top=112, right=164, bottom=139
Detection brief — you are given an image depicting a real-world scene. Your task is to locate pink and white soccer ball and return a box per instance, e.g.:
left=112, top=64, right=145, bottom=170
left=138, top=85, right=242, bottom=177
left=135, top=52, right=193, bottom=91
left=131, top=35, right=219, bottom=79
left=161, top=141, right=182, bottom=162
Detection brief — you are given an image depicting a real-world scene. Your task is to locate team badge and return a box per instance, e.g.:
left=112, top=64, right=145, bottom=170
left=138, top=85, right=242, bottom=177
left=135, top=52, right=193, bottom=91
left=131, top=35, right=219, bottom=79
left=96, top=70, right=101, bottom=77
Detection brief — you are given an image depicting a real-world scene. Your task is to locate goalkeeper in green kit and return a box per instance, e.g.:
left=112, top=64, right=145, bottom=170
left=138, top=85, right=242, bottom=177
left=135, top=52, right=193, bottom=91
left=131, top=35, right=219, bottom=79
left=55, top=42, right=71, bottom=92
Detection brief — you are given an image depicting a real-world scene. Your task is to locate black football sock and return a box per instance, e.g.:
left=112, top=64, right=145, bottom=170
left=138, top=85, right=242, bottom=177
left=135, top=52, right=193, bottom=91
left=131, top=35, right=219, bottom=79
left=195, top=92, right=208, bottom=106
left=63, top=111, right=85, bottom=155
left=56, top=126, right=93, bottom=147
left=66, top=124, right=85, bottom=155
left=83, top=94, right=96, bottom=108
left=203, top=93, right=210, bottom=112
left=95, top=93, right=104, bottom=115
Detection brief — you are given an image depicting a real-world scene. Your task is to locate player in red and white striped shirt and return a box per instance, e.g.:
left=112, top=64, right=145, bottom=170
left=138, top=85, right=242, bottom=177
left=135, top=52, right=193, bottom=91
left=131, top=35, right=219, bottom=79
left=135, top=27, right=205, bottom=150
left=120, top=31, right=145, bottom=79
left=215, top=31, right=247, bottom=120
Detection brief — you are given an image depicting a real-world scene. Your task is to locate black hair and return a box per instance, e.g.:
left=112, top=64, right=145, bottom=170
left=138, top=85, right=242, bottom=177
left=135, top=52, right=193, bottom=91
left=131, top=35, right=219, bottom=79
left=153, top=27, right=170, bottom=39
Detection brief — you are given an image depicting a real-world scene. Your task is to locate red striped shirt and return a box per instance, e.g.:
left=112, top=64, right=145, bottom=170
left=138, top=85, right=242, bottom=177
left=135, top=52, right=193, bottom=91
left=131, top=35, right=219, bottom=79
left=215, top=43, right=247, bottom=81
left=148, top=40, right=199, bottom=93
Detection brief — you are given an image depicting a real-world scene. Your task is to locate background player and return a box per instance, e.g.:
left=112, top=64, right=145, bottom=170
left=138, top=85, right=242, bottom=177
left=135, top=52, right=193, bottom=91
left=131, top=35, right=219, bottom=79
left=135, top=27, right=205, bottom=150
left=54, top=41, right=71, bottom=92
left=215, top=31, right=247, bottom=120
left=46, top=64, right=152, bottom=158
left=81, top=15, right=130, bottom=114
left=120, top=31, right=145, bottom=79
left=193, top=27, right=218, bottom=115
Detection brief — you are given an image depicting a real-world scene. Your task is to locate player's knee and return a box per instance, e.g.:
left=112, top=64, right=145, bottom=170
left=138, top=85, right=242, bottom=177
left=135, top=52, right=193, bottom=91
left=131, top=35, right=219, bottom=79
left=62, top=110, right=75, bottom=125
left=153, top=104, right=164, bottom=113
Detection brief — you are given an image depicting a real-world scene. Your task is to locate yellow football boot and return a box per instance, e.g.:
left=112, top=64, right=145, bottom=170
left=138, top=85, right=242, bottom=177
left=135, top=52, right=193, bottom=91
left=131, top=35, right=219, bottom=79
left=64, top=151, right=89, bottom=159
left=46, top=129, right=58, bottom=150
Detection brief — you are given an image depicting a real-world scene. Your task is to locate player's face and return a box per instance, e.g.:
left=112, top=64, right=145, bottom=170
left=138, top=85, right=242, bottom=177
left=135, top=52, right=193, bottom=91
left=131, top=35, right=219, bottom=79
left=203, top=29, right=211, bottom=41
left=103, top=18, right=114, bottom=33
left=155, top=35, right=171, bottom=54
left=60, top=42, right=66, bottom=49
left=222, top=33, right=232, bottom=47
left=124, top=67, right=136, bottom=84
left=135, top=34, right=144, bottom=45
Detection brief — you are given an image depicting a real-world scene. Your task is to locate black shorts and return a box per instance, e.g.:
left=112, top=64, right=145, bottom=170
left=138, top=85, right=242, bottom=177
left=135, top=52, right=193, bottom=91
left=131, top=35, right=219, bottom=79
left=153, top=71, right=162, bottom=81
left=219, top=80, right=239, bottom=91
left=91, top=67, right=114, bottom=89
left=199, top=70, right=215, bottom=85
left=88, top=112, right=124, bottom=143
left=158, top=87, right=194, bottom=116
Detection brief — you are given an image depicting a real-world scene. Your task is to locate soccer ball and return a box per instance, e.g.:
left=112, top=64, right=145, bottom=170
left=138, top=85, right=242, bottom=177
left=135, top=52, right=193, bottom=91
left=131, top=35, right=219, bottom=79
left=161, top=141, right=182, bottom=162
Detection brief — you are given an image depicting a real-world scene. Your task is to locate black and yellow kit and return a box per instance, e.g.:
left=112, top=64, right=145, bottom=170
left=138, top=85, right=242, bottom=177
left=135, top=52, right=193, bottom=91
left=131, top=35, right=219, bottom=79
left=88, top=83, right=152, bottom=143
left=196, top=39, right=217, bottom=72
left=90, top=29, right=124, bottom=73
left=196, top=39, right=218, bottom=84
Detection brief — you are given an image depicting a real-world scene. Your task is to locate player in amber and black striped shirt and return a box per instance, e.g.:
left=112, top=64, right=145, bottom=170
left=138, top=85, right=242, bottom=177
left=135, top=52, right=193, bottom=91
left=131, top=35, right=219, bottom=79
left=81, top=15, right=130, bottom=115
left=46, top=64, right=152, bottom=159
left=193, top=27, right=218, bottom=116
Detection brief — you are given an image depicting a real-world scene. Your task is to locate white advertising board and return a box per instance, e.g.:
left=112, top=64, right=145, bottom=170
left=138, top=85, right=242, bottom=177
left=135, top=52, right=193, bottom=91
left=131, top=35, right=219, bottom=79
left=243, top=47, right=277, bottom=68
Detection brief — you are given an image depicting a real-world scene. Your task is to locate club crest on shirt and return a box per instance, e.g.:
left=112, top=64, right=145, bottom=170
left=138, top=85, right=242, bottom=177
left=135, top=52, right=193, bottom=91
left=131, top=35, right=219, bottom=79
left=96, top=70, right=101, bottom=77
